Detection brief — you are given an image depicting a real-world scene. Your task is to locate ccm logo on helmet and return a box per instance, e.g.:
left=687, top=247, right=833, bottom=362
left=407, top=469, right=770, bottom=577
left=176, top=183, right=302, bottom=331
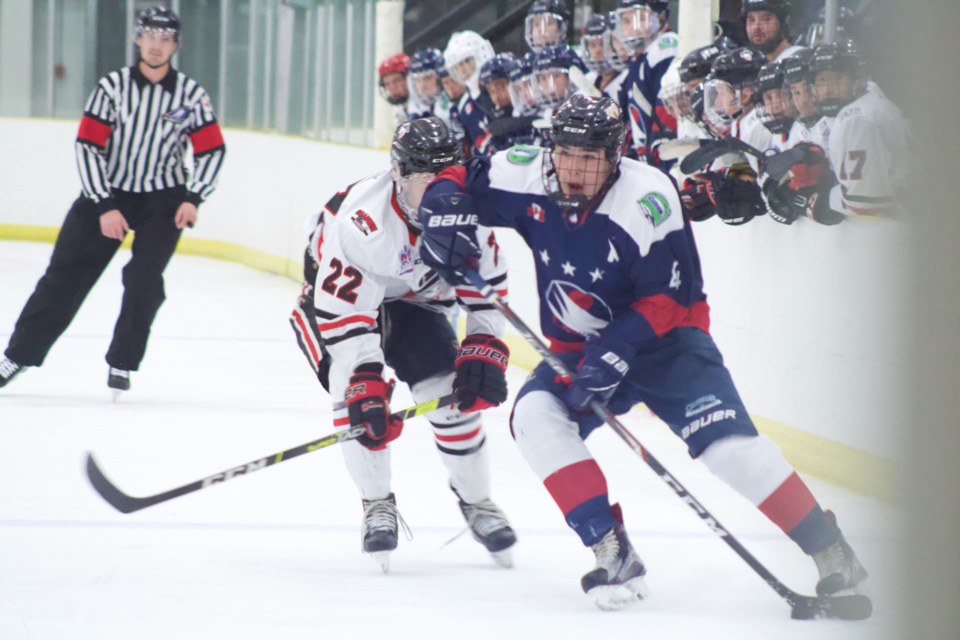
left=427, top=213, right=478, bottom=227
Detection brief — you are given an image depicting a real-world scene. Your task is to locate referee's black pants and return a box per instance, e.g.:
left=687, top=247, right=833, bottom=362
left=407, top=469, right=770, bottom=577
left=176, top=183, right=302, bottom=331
left=5, top=187, right=186, bottom=371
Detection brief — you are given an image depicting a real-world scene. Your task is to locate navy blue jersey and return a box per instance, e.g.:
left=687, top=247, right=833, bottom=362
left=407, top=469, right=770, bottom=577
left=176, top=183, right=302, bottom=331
left=422, top=145, right=709, bottom=353
left=618, top=31, right=679, bottom=163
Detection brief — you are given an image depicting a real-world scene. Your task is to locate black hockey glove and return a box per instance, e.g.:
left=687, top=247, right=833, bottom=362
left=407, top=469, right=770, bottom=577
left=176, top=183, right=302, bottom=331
left=454, top=334, right=510, bottom=413
left=563, top=338, right=633, bottom=413
left=680, top=173, right=719, bottom=222
left=419, top=192, right=481, bottom=285
left=712, top=164, right=766, bottom=226
left=344, top=367, right=403, bottom=451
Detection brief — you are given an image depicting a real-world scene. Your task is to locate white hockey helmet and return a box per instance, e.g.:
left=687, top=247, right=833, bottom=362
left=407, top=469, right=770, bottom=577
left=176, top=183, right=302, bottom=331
left=443, top=31, right=495, bottom=87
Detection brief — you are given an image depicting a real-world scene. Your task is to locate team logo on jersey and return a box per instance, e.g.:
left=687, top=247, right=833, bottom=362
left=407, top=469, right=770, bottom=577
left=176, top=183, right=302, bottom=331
left=398, top=244, right=415, bottom=275
left=163, top=106, right=190, bottom=123
left=351, top=210, right=378, bottom=236
left=527, top=202, right=545, bottom=222
left=546, top=280, right=612, bottom=337
left=685, top=394, right=723, bottom=418
left=638, top=192, right=671, bottom=226
left=507, top=145, right=541, bottom=164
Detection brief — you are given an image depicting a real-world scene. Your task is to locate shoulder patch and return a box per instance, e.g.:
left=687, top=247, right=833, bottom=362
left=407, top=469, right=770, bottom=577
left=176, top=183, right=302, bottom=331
left=638, top=192, right=671, bottom=226
left=506, top=145, right=542, bottom=164
left=350, top=209, right=379, bottom=236
left=660, top=35, right=679, bottom=50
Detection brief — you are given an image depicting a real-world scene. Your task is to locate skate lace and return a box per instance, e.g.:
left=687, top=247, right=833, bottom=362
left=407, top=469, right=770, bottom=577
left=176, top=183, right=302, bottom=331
left=442, top=499, right=509, bottom=548
left=592, top=528, right=622, bottom=568
left=0, top=358, right=20, bottom=378
left=363, top=498, right=413, bottom=540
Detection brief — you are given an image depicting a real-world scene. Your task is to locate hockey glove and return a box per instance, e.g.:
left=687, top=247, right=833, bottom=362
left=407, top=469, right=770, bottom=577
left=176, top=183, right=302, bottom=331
left=765, top=145, right=844, bottom=226
left=454, top=334, right=510, bottom=412
left=562, top=338, right=633, bottom=413
left=713, top=164, right=766, bottom=226
left=419, top=192, right=482, bottom=285
left=679, top=174, right=718, bottom=222
left=345, top=368, right=403, bottom=451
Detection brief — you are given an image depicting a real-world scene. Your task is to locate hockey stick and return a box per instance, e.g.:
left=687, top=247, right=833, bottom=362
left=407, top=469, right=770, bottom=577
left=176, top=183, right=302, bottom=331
left=86, top=393, right=458, bottom=514
left=679, top=136, right=808, bottom=185
left=460, top=269, right=871, bottom=621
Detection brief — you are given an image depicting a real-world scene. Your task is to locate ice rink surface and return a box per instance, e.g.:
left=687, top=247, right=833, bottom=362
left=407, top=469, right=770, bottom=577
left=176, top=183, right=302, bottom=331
left=0, top=240, right=899, bottom=639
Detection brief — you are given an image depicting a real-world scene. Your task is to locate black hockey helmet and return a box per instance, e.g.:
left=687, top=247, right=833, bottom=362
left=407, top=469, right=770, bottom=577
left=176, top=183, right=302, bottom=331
left=390, top=117, right=461, bottom=177
left=782, top=47, right=815, bottom=84
left=739, top=0, right=791, bottom=21
left=810, top=41, right=866, bottom=78
left=679, top=42, right=729, bottom=84
left=549, top=93, right=627, bottom=159
left=810, top=41, right=867, bottom=116
left=756, top=61, right=785, bottom=94
left=755, top=61, right=797, bottom=134
left=618, top=0, right=669, bottom=16
left=709, top=47, right=766, bottom=88
left=137, top=6, right=181, bottom=40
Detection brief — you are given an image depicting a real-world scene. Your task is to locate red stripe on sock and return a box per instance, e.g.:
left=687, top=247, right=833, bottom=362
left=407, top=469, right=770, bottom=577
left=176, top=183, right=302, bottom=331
left=435, top=427, right=481, bottom=443
left=543, top=459, right=608, bottom=515
left=758, top=472, right=818, bottom=534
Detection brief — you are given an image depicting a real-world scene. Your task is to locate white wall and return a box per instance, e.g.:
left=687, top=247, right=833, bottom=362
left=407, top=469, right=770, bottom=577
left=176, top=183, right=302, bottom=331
left=0, top=117, right=905, bottom=464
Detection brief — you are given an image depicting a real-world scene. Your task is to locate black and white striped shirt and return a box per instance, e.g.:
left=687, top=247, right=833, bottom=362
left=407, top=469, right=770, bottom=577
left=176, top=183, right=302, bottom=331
left=76, top=65, right=226, bottom=213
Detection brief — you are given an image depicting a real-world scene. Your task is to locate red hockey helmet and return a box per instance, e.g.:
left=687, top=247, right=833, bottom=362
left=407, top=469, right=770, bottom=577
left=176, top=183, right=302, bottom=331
left=378, top=53, right=411, bottom=82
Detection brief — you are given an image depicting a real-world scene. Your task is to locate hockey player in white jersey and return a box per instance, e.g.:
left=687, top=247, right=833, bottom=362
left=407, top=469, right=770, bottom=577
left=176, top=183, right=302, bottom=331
left=289, top=117, right=517, bottom=572
left=782, top=48, right=833, bottom=150
left=813, top=42, right=909, bottom=217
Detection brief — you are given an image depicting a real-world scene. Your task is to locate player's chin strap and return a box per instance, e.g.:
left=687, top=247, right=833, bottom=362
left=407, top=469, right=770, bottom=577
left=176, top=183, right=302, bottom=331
left=459, top=268, right=871, bottom=622
left=85, top=392, right=458, bottom=514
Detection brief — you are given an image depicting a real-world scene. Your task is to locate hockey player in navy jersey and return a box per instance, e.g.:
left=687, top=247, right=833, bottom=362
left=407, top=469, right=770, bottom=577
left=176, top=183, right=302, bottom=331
left=289, top=117, right=517, bottom=572
left=417, top=94, right=869, bottom=610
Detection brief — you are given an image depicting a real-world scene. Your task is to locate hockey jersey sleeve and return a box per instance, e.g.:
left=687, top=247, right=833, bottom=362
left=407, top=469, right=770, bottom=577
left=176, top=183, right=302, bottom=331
left=75, top=75, right=119, bottom=214
left=184, top=87, right=226, bottom=205
left=455, top=225, right=508, bottom=338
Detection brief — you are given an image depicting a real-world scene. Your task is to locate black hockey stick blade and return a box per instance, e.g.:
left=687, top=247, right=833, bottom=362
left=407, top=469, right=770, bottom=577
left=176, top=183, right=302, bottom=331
left=790, top=593, right=873, bottom=621
left=679, top=137, right=764, bottom=174
left=460, top=268, right=873, bottom=621
left=86, top=392, right=458, bottom=513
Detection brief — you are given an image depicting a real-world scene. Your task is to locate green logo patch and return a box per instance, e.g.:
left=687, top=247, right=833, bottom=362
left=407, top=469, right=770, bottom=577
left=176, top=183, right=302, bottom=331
left=638, top=192, right=671, bottom=226
left=660, top=35, right=679, bottom=50
left=506, top=144, right=542, bottom=164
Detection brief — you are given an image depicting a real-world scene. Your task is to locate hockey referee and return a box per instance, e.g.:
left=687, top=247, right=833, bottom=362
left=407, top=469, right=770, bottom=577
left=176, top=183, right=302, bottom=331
left=0, top=6, right=226, bottom=394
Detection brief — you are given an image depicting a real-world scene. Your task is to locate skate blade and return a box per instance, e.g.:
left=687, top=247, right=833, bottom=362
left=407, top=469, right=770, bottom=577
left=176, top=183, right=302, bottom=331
left=111, top=389, right=124, bottom=403
left=589, top=577, right=650, bottom=611
left=368, top=551, right=391, bottom=574
left=490, top=548, right=513, bottom=569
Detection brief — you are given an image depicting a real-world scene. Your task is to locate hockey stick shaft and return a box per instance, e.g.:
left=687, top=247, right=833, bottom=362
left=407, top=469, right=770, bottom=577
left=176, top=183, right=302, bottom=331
left=460, top=269, right=869, bottom=620
left=86, top=392, right=458, bottom=514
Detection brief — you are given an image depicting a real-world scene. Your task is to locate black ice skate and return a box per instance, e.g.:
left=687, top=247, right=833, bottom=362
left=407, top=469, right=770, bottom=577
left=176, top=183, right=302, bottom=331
left=107, top=367, right=131, bottom=401
left=812, top=511, right=868, bottom=596
left=581, top=507, right=649, bottom=611
left=361, top=493, right=408, bottom=574
left=0, top=357, right=27, bottom=388
left=455, top=492, right=517, bottom=568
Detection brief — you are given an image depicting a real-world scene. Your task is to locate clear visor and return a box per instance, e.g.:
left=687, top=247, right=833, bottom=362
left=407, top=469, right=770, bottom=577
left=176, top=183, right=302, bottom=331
left=703, top=78, right=741, bottom=135
left=509, top=74, right=542, bottom=116
left=393, top=171, right=436, bottom=223
left=615, top=6, right=658, bottom=52
left=580, top=34, right=611, bottom=74
left=448, top=57, right=478, bottom=86
left=661, top=83, right=694, bottom=121
left=605, top=30, right=630, bottom=71
left=410, top=70, right=440, bottom=106
left=525, top=13, right=566, bottom=52
left=788, top=80, right=821, bottom=121
left=536, top=68, right=574, bottom=109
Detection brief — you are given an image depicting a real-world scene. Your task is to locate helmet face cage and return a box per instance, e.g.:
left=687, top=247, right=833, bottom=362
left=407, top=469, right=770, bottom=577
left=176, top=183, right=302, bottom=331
left=410, top=69, right=440, bottom=106
left=137, top=7, right=180, bottom=41
left=536, top=68, right=574, bottom=109
left=812, top=68, right=862, bottom=117
left=615, top=5, right=658, bottom=52
left=757, top=86, right=797, bottom=133
left=581, top=33, right=612, bottom=74
left=661, top=82, right=693, bottom=122
left=525, top=12, right=568, bottom=53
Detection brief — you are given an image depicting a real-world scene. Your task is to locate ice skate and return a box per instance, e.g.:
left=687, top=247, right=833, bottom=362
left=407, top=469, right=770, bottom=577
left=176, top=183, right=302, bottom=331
left=0, top=357, right=28, bottom=388
left=581, top=519, right=649, bottom=611
left=455, top=494, right=517, bottom=568
left=812, top=512, right=868, bottom=596
left=361, top=493, right=409, bottom=574
left=107, top=367, right=131, bottom=401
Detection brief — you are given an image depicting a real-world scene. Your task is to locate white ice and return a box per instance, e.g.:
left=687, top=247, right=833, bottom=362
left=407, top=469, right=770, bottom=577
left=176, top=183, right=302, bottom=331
left=0, top=240, right=898, bottom=639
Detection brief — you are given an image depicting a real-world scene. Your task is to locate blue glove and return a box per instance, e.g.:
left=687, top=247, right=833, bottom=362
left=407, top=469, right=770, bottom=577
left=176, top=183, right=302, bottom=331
left=562, top=339, right=633, bottom=413
left=418, top=192, right=481, bottom=285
